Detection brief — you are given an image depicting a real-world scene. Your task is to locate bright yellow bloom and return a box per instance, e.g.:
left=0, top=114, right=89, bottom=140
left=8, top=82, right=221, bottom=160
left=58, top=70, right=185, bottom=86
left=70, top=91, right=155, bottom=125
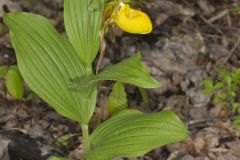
left=114, top=3, right=152, bottom=34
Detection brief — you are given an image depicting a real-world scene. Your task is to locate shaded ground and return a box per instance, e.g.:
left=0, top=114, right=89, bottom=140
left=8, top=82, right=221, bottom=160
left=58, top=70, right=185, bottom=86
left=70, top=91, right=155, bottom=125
left=1, top=0, right=240, bottom=160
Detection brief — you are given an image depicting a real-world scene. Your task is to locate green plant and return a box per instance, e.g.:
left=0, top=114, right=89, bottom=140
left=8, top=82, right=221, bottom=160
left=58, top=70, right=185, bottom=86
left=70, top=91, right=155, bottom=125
left=0, top=65, right=24, bottom=100
left=233, top=5, right=240, bottom=12
left=57, top=133, right=77, bottom=147
left=107, top=83, right=150, bottom=115
left=4, top=0, right=188, bottom=159
left=108, top=82, right=128, bottom=115
left=202, top=69, right=240, bottom=113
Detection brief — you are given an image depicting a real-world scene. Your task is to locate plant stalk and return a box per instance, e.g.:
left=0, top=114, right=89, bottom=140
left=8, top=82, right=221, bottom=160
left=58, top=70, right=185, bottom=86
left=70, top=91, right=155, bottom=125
left=81, top=123, right=90, bottom=152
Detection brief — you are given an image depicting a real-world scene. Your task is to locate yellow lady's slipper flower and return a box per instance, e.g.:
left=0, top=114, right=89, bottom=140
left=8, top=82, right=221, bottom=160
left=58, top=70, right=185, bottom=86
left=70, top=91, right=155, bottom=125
left=114, top=3, right=152, bottom=34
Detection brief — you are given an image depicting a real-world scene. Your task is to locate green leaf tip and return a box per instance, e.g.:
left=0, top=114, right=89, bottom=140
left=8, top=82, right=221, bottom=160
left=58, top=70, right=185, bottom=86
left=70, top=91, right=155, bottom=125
left=3, top=12, right=14, bottom=22
left=3, top=12, right=46, bottom=29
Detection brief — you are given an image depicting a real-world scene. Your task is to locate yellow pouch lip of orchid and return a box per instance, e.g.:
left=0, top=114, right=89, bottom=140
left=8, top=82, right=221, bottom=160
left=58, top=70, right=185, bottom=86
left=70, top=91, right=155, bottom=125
left=114, top=4, right=152, bottom=34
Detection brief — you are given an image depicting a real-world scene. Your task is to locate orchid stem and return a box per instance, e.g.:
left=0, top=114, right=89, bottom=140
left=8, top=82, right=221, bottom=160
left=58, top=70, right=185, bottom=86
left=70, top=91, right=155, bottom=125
left=81, top=123, right=90, bottom=152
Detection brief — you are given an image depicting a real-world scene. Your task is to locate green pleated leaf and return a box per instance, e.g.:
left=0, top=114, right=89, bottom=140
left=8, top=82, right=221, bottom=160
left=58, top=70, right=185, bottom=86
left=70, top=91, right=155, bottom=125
left=97, top=54, right=160, bottom=88
left=108, top=82, right=128, bottom=115
left=70, top=54, right=160, bottom=89
left=87, top=110, right=189, bottom=159
left=64, top=0, right=105, bottom=65
left=4, top=12, right=97, bottom=123
left=6, top=68, right=24, bottom=100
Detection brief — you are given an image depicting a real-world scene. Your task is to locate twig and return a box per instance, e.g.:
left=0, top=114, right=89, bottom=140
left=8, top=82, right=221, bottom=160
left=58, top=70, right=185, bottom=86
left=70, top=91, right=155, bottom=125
left=96, top=33, right=107, bottom=73
left=221, top=38, right=240, bottom=65
left=188, top=115, right=239, bottom=128
left=200, top=16, right=225, bottom=36
left=208, top=9, right=229, bottom=23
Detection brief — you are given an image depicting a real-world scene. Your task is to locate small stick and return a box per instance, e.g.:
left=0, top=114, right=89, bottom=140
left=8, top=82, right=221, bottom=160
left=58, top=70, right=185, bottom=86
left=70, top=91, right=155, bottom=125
left=208, top=9, right=229, bottom=23
left=200, top=16, right=225, bottom=36
left=96, top=29, right=107, bottom=73
left=221, top=38, right=240, bottom=65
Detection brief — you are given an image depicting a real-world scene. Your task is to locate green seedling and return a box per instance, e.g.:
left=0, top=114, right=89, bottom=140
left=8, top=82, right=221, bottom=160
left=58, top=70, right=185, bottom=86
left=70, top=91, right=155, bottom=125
left=234, top=5, right=240, bottom=12
left=57, top=133, right=77, bottom=147
left=202, top=69, right=240, bottom=113
left=139, top=87, right=150, bottom=108
left=0, top=65, right=24, bottom=100
left=108, top=82, right=128, bottom=115
left=3, top=0, right=189, bottom=159
left=203, top=69, right=240, bottom=131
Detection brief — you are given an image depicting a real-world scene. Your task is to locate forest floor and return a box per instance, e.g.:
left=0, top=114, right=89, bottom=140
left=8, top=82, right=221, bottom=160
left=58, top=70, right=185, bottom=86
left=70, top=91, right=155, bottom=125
left=0, top=0, right=240, bottom=160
